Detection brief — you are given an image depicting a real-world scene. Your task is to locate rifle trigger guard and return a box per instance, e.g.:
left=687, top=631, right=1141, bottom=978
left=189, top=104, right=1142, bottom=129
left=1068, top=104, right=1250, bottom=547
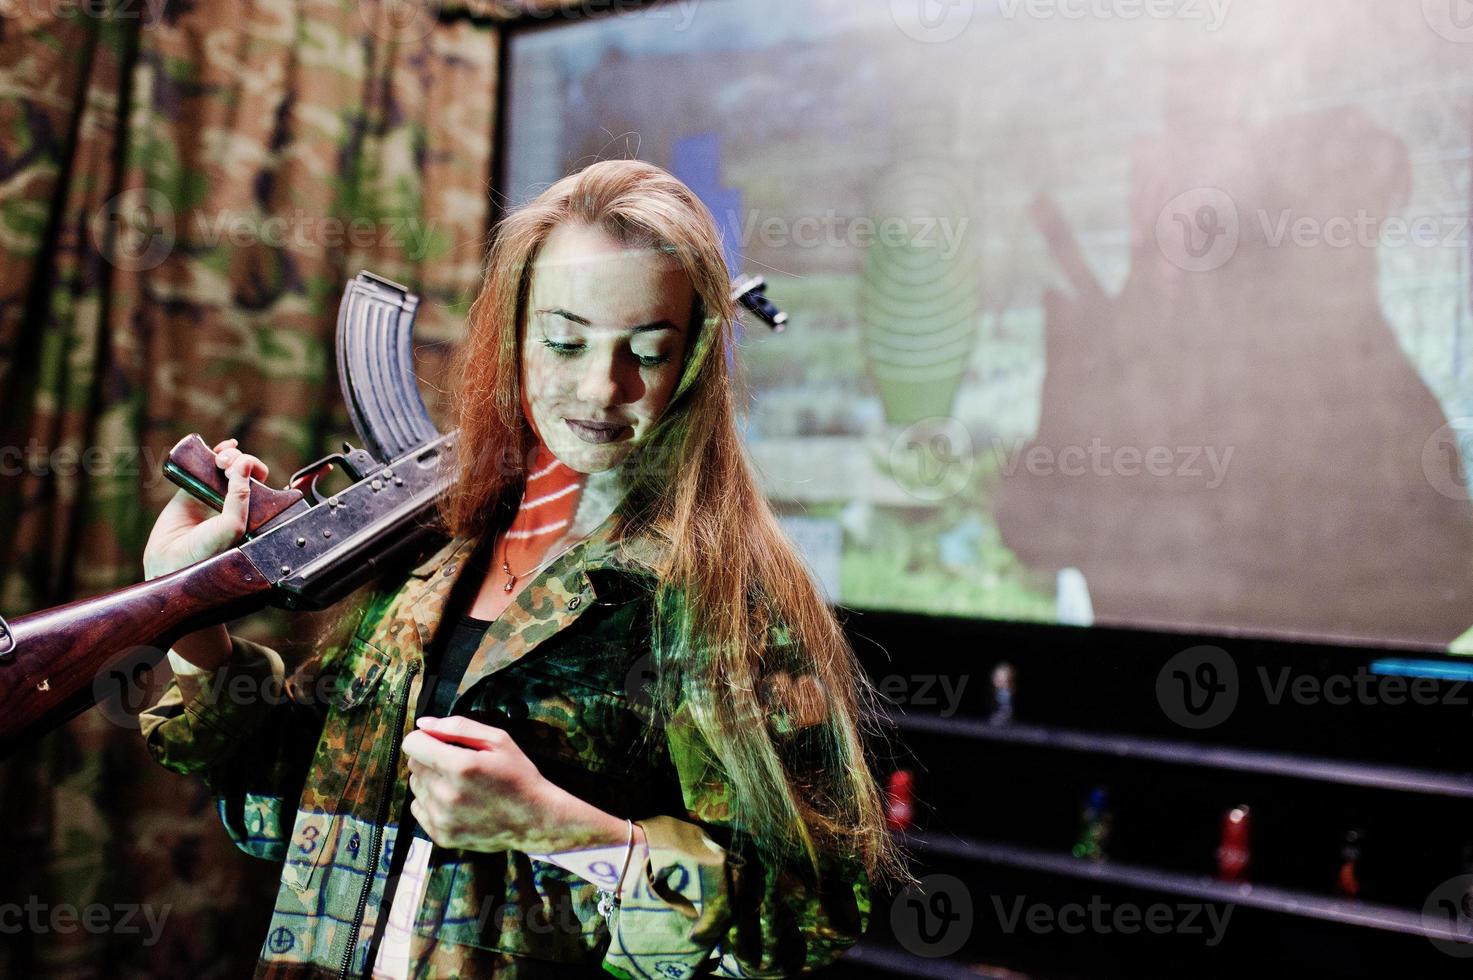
left=286, top=445, right=380, bottom=506
left=0, top=614, right=13, bottom=659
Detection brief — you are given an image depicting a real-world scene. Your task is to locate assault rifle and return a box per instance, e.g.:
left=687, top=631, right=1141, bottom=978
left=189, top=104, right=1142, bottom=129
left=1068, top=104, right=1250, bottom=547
left=0, top=270, right=787, bottom=752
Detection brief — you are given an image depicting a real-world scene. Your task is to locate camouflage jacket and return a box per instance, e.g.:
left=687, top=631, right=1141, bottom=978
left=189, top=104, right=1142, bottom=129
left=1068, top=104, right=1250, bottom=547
left=140, top=508, right=870, bottom=978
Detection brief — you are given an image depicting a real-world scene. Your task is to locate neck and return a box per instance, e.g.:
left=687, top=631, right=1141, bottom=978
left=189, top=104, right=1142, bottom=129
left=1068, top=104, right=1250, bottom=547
left=567, top=453, right=635, bottom=538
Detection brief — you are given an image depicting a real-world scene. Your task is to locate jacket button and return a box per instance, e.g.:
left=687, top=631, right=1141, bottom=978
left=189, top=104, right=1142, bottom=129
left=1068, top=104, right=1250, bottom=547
left=506, top=701, right=529, bottom=721
left=443, top=564, right=457, bottom=577
left=567, top=595, right=582, bottom=610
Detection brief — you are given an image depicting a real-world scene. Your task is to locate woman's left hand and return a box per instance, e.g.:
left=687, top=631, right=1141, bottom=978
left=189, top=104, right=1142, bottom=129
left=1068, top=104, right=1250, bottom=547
left=403, top=715, right=573, bottom=854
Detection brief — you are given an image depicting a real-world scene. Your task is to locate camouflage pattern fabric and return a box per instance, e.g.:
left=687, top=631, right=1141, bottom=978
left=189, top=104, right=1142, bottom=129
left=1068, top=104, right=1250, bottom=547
left=0, top=2, right=586, bottom=976
left=140, top=507, right=871, bottom=978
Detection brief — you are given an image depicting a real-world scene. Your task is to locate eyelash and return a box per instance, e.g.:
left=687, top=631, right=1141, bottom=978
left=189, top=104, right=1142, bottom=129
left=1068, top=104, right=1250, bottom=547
left=539, top=339, right=670, bottom=368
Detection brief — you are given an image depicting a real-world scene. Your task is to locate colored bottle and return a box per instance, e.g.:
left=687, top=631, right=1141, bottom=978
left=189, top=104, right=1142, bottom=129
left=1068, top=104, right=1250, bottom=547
left=885, top=769, right=915, bottom=832
left=1073, top=786, right=1112, bottom=861
left=989, top=661, right=1015, bottom=725
left=1216, top=805, right=1252, bottom=882
left=1337, top=828, right=1363, bottom=898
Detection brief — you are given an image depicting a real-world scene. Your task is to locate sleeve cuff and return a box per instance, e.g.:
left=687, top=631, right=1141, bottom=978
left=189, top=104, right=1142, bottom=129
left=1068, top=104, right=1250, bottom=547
left=142, top=634, right=288, bottom=773
left=636, top=815, right=729, bottom=917
left=600, top=815, right=730, bottom=978
left=166, top=649, right=214, bottom=676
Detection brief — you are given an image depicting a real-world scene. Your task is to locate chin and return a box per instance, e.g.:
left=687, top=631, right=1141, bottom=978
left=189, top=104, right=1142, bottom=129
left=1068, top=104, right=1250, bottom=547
left=551, top=441, right=630, bottom=475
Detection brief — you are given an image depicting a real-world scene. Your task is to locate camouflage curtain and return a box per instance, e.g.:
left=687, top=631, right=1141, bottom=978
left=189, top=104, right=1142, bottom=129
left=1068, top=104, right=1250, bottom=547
left=0, top=0, right=576, bottom=974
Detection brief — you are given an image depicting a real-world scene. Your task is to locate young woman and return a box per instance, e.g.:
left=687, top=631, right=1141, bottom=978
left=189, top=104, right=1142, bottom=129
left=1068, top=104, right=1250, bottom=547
left=140, top=159, right=908, bottom=978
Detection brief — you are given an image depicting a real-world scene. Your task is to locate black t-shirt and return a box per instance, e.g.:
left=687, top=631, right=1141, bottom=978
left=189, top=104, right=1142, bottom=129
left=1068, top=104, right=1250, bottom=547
left=408, top=610, right=492, bottom=842
left=405, top=538, right=495, bottom=842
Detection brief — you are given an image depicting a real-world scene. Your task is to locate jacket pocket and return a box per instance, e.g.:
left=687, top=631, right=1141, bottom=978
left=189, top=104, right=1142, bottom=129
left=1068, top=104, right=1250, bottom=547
left=281, top=638, right=390, bottom=897
left=433, top=850, right=610, bottom=961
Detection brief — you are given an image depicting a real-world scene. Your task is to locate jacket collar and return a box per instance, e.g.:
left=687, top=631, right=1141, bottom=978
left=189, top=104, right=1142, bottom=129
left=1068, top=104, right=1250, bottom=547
left=388, top=506, right=667, bottom=690
left=404, top=505, right=666, bottom=588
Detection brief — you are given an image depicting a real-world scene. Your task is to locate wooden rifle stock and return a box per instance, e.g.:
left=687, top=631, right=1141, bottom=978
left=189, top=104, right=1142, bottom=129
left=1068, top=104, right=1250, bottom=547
left=0, top=549, right=272, bottom=753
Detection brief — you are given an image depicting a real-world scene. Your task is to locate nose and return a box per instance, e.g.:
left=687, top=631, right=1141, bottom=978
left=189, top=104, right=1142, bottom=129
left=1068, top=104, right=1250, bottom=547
left=575, top=349, right=634, bottom=407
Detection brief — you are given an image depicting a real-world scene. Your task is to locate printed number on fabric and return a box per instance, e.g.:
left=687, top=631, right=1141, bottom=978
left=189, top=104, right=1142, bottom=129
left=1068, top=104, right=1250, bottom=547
left=281, top=637, right=392, bottom=896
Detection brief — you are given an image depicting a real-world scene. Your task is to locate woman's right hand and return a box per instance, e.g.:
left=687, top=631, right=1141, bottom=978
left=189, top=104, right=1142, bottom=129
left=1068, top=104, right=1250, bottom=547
left=143, top=438, right=270, bottom=581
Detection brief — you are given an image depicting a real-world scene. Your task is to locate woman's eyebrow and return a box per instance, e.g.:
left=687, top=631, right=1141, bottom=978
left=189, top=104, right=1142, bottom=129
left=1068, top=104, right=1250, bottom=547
left=535, top=308, right=681, bottom=334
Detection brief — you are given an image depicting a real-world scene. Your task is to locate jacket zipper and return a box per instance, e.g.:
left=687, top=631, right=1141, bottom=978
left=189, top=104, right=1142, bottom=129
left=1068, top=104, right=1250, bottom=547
left=338, top=662, right=420, bottom=980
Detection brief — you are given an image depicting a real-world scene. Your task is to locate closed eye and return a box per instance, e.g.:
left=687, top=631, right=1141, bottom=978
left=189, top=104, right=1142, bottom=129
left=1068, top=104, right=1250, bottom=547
left=539, top=339, right=670, bottom=368
left=540, top=340, right=581, bottom=357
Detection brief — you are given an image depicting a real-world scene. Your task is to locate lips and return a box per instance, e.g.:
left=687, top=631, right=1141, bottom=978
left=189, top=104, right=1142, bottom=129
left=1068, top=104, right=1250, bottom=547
left=565, top=418, right=630, bottom=445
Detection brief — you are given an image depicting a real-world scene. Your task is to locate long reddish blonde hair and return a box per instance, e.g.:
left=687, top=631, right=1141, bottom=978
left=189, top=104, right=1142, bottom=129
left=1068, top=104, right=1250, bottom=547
left=430, top=159, right=907, bottom=885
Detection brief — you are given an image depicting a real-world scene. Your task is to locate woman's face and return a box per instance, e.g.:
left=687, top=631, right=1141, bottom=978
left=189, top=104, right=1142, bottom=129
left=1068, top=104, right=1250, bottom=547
left=521, top=221, right=696, bottom=474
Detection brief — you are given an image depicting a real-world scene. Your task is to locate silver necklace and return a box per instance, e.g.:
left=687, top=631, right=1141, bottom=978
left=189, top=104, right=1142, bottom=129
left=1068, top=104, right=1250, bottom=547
left=495, top=532, right=581, bottom=593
